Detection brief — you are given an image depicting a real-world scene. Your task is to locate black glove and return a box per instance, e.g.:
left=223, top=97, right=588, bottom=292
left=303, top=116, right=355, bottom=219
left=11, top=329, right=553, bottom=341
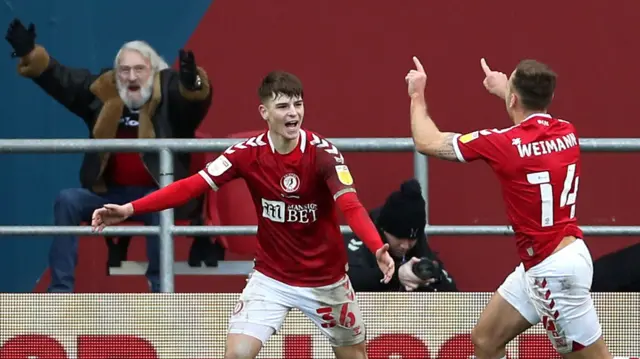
left=178, top=49, right=202, bottom=90
left=5, top=18, right=36, bottom=58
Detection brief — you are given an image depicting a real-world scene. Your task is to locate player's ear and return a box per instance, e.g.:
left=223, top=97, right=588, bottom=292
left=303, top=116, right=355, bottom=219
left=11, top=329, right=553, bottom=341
left=258, top=104, right=268, bottom=121
left=509, top=93, right=517, bottom=109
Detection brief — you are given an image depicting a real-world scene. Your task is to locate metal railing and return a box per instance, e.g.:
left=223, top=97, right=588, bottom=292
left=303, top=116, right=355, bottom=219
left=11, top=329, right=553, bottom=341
left=1, top=137, right=640, bottom=293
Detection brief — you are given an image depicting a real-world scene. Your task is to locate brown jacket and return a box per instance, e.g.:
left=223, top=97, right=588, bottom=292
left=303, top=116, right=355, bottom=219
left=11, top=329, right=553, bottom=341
left=17, top=45, right=213, bottom=219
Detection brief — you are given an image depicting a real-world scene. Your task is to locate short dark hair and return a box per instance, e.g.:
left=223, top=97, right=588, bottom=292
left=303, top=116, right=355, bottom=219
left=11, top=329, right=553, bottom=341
left=258, top=71, right=304, bottom=103
left=512, top=59, right=557, bottom=111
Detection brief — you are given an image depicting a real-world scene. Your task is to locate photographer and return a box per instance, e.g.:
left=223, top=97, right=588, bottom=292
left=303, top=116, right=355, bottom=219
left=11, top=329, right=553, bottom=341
left=345, top=179, right=457, bottom=292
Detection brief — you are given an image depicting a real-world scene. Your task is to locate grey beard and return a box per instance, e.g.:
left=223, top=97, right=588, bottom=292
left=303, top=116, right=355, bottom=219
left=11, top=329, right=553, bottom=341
left=117, top=76, right=153, bottom=110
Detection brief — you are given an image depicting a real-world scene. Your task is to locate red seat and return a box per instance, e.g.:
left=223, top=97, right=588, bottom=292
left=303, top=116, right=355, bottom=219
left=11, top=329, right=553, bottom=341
left=203, top=130, right=264, bottom=258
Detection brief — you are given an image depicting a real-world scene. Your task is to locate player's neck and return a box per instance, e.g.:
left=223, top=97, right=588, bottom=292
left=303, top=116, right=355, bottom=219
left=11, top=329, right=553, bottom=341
left=513, top=110, right=548, bottom=124
left=269, top=129, right=299, bottom=154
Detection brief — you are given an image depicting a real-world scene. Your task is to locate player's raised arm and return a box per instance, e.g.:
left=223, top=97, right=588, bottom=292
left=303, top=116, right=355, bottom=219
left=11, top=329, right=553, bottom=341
left=405, top=56, right=461, bottom=161
left=480, top=58, right=509, bottom=100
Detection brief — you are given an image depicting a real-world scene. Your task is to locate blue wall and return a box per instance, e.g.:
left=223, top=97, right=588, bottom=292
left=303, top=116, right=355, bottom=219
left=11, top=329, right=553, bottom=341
left=0, top=0, right=211, bottom=292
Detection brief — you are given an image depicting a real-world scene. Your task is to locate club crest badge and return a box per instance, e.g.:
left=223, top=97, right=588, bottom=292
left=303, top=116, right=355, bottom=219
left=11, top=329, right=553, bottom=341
left=280, top=173, right=301, bottom=193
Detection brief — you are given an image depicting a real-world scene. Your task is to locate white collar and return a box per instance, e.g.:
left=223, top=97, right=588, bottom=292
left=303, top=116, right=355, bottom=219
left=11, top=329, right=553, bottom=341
left=267, top=129, right=306, bottom=153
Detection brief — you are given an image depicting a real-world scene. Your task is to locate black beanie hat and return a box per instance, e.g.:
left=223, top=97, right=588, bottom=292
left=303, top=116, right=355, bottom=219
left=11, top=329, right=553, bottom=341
left=377, top=179, right=426, bottom=240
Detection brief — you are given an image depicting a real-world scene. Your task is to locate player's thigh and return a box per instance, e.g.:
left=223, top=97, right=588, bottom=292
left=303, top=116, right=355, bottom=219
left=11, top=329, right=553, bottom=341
left=526, top=240, right=606, bottom=356
left=298, top=276, right=367, bottom=348
left=228, top=271, right=291, bottom=346
left=473, top=264, right=539, bottom=350
left=224, top=332, right=264, bottom=359
left=333, top=341, right=368, bottom=359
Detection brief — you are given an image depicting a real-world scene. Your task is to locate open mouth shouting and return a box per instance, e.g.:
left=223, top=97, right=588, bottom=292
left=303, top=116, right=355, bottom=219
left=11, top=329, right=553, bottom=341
left=128, top=84, right=141, bottom=92
left=285, top=120, right=299, bottom=129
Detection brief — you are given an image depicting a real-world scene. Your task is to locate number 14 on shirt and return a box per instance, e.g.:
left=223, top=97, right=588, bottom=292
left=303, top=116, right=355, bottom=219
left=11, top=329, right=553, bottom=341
left=527, top=164, right=579, bottom=227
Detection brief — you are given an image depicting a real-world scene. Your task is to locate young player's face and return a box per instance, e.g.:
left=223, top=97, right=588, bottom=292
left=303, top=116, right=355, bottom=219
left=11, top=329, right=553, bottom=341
left=260, top=94, right=305, bottom=141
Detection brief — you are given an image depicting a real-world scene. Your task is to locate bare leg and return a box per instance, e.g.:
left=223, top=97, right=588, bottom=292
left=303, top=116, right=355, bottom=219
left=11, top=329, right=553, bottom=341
left=472, top=292, right=534, bottom=359
left=333, top=341, right=368, bottom=359
left=562, top=337, right=612, bottom=359
left=223, top=333, right=264, bottom=359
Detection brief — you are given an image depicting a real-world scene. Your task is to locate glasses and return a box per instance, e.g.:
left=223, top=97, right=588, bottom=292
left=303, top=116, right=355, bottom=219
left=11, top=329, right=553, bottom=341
left=117, top=65, right=150, bottom=77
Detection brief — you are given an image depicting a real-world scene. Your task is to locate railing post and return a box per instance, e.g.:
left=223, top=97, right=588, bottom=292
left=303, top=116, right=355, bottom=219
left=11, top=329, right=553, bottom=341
left=159, top=148, right=175, bottom=293
left=413, top=150, right=429, bottom=240
left=413, top=148, right=428, bottom=203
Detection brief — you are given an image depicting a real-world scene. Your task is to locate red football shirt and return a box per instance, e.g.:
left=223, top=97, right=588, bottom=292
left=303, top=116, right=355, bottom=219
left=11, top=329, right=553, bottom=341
left=199, top=129, right=356, bottom=286
left=451, top=113, right=583, bottom=269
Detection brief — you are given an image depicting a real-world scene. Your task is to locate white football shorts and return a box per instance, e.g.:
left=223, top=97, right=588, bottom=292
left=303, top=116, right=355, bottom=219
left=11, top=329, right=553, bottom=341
left=497, top=239, right=602, bottom=354
left=228, top=270, right=366, bottom=347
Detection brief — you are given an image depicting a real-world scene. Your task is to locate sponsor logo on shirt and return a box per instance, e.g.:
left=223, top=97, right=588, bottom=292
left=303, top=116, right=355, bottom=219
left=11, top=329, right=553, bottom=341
left=261, top=199, right=318, bottom=224
left=335, top=165, right=353, bottom=186
left=206, top=155, right=232, bottom=177
left=119, top=116, right=140, bottom=127
left=459, top=131, right=479, bottom=143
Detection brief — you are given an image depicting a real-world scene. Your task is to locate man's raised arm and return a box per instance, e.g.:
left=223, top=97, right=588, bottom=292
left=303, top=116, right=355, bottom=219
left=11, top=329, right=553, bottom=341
left=6, top=18, right=101, bottom=120
left=405, top=56, right=460, bottom=161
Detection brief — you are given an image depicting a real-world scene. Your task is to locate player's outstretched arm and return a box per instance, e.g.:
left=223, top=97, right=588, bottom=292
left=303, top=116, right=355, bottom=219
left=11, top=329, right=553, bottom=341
left=336, top=192, right=395, bottom=283
left=405, top=56, right=460, bottom=161
left=91, top=174, right=210, bottom=232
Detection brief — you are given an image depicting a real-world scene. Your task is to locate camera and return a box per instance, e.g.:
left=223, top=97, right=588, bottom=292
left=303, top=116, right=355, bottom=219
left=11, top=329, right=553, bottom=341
left=412, top=257, right=442, bottom=282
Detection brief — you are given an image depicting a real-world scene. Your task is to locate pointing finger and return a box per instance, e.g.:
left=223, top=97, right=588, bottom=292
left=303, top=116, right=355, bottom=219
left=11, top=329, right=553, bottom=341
left=413, top=56, right=425, bottom=73
left=481, top=58, right=491, bottom=75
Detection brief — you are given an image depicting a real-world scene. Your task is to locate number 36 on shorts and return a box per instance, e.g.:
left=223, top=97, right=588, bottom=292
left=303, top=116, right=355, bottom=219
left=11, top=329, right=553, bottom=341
left=316, top=303, right=357, bottom=328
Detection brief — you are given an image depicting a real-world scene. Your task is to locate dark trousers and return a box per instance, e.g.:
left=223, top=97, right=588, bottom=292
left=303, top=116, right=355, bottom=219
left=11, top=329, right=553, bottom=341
left=592, top=243, right=640, bottom=292
left=49, top=186, right=160, bottom=293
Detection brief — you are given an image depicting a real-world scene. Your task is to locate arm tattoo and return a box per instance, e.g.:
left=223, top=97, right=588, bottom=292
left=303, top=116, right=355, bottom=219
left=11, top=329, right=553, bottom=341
left=435, top=133, right=459, bottom=161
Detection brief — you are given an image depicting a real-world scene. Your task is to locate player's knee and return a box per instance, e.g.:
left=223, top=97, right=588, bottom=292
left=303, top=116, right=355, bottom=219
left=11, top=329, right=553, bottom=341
left=223, top=351, right=253, bottom=359
left=471, top=325, right=499, bottom=354
left=333, top=341, right=368, bottom=359
left=224, top=331, right=265, bottom=359
left=223, top=344, right=258, bottom=359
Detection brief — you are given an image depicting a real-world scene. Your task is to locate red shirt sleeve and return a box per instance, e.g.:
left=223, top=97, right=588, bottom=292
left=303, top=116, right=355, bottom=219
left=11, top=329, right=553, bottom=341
left=452, top=128, right=511, bottom=163
left=314, top=136, right=356, bottom=200
left=131, top=141, right=249, bottom=215
left=131, top=174, right=210, bottom=214
left=198, top=144, right=245, bottom=190
left=336, top=191, right=384, bottom=253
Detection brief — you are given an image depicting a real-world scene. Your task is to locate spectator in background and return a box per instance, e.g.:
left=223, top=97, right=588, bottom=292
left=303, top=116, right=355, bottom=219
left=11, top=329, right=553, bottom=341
left=592, top=243, right=640, bottom=292
left=5, top=18, right=212, bottom=292
left=345, top=179, right=457, bottom=292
